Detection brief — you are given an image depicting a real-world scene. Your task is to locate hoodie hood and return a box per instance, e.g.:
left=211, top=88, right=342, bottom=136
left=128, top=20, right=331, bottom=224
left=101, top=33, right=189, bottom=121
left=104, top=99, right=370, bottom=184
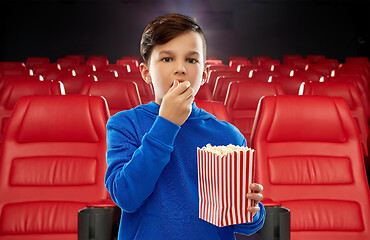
left=137, top=101, right=216, bottom=121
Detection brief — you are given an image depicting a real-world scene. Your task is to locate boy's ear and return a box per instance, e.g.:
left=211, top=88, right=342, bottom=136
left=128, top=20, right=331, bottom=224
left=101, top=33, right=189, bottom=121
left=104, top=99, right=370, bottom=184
left=201, top=67, right=208, bottom=86
left=139, top=62, right=152, bottom=84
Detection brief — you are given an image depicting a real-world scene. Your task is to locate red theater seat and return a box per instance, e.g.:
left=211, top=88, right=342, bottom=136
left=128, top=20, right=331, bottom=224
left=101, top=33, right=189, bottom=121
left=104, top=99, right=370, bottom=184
left=31, top=63, right=60, bottom=76
left=213, top=76, right=249, bottom=102
left=340, top=63, right=369, bottom=77
left=0, top=62, right=25, bottom=69
left=260, top=59, right=280, bottom=71
left=251, top=71, right=279, bottom=82
left=325, top=76, right=369, bottom=119
left=307, top=63, right=334, bottom=77
left=252, top=56, right=271, bottom=65
left=42, top=69, right=73, bottom=81
left=238, top=65, right=263, bottom=77
left=206, top=65, right=230, bottom=74
left=57, top=58, right=80, bottom=70
left=70, top=65, right=94, bottom=76
left=0, top=68, right=30, bottom=78
left=80, top=80, right=141, bottom=116
left=228, top=59, right=251, bottom=71
left=194, top=100, right=229, bottom=122
left=271, top=75, right=307, bottom=95
left=250, top=95, right=370, bottom=240
left=91, top=71, right=117, bottom=81
left=65, top=54, right=86, bottom=64
left=306, top=55, right=326, bottom=64
left=282, top=55, right=302, bottom=64
left=205, top=59, right=223, bottom=66
left=116, top=59, right=140, bottom=72
left=301, top=82, right=369, bottom=156
left=116, top=75, right=154, bottom=104
left=0, top=80, right=64, bottom=144
left=25, top=57, right=50, bottom=69
left=224, top=81, right=284, bottom=143
left=87, top=56, right=109, bottom=71
left=0, top=95, right=110, bottom=240
left=207, top=70, right=241, bottom=92
left=317, top=58, right=340, bottom=70
left=294, top=69, right=323, bottom=82
left=0, top=75, right=40, bottom=94
left=287, top=59, right=310, bottom=70
left=121, top=56, right=140, bottom=62
left=105, top=65, right=130, bottom=77
left=195, top=83, right=213, bottom=101
left=273, top=64, right=296, bottom=76
left=58, top=75, right=95, bottom=95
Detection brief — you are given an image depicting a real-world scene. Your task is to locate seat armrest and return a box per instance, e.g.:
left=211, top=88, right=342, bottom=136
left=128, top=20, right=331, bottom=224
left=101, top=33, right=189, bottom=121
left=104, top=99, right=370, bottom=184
left=78, top=199, right=121, bottom=240
left=86, top=198, right=117, bottom=208
left=261, top=198, right=282, bottom=207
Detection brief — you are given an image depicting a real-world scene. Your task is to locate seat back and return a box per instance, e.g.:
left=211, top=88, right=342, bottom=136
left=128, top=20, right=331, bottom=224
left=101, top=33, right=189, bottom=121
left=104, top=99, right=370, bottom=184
left=86, top=56, right=109, bottom=71
left=207, top=70, right=241, bottom=91
left=0, top=80, right=64, bottom=143
left=0, top=95, right=110, bottom=240
left=251, top=56, right=271, bottom=65
left=195, top=83, right=213, bottom=101
left=301, top=82, right=369, bottom=156
left=282, top=55, right=302, bottom=64
left=250, top=95, right=370, bottom=240
left=65, top=55, right=86, bottom=64
left=213, top=76, right=249, bottom=102
left=195, top=100, right=229, bottom=122
left=224, top=81, right=284, bottom=143
left=80, top=80, right=141, bottom=116
left=58, top=75, right=95, bottom=95
left=294, top=69, right=323, bottom=82
left=117, top=75, right=154, bottom=104
left=57, top=58, right=80, bottom=71
left=25, top=57, right=50, bottom=69
left=271, top=75, right=307, bottom=95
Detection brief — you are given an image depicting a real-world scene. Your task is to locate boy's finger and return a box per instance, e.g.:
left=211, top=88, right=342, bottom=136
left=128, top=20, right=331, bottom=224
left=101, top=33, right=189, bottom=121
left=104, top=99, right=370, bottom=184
left=248, top=206, right=260, bottom=214
left=250, top=183, right=263, bottom=193
left=247, top=193, right=263, bottom=202
left=168, top=80, right=179, bottom=93
left=171, top=81, right=191, bottom=95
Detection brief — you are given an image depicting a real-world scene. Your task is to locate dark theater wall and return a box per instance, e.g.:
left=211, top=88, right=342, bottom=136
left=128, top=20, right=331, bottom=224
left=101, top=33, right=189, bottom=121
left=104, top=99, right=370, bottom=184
left=1, top=0, right=369, bottom=64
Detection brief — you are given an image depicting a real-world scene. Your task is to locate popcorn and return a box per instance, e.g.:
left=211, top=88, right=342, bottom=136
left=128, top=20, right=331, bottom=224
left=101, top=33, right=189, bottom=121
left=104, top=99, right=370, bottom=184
left=197, top=144, right=255, bottom=227
left=199, top=144, right=251, bottom=156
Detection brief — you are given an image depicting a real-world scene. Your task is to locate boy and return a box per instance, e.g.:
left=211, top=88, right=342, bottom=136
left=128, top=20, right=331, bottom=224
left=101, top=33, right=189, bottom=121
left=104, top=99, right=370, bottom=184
left=105, top=14, right=265, bottom=240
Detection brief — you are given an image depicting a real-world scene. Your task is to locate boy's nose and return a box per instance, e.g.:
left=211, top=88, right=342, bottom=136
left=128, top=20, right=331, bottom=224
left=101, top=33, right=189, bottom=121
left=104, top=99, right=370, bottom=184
left=174, top=61, right=186, bottom=75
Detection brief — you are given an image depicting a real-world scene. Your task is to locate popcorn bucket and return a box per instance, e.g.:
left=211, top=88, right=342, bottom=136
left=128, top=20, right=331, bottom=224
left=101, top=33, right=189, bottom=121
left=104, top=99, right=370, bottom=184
left=197, top=145, right=255, bottom=227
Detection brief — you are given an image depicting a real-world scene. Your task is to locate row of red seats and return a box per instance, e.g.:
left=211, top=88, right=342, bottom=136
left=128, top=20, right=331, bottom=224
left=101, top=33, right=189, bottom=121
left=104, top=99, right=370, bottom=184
left=0, top=94, right=369, bottom=239
left=1, top=55, right=369, bottom=150
left=0, top=76, right=367, bottom=159
left=0, top=55, right=140, bottom=73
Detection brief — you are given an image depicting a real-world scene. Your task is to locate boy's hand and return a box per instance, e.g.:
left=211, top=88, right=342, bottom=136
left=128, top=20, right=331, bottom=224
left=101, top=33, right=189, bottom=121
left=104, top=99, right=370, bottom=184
left=247, top=183, right=264, bottom=217
left=159, top=80, right=194, bottom=126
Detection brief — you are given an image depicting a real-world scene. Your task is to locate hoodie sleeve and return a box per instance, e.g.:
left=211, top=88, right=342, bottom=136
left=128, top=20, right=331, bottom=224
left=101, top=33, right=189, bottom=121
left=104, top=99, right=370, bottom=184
left=105, top=114, right=180, bottom=213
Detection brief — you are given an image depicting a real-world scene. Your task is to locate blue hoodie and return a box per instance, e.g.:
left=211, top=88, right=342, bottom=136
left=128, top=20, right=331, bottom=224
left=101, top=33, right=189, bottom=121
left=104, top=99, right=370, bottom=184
left=105, top=102, right=265, bottom=240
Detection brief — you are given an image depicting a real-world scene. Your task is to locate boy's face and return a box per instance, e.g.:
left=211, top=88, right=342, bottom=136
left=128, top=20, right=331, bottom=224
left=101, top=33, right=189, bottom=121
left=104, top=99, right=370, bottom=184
left=140, top=31, right=207, bottom=105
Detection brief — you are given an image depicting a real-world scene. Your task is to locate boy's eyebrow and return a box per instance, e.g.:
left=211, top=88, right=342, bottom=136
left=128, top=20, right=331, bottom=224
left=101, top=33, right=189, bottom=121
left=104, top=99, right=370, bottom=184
left=158, top=50, right=200, bottom=56
left=187, top=51, right=200, bottom=56
left=158, top=50, right=174, bottom=55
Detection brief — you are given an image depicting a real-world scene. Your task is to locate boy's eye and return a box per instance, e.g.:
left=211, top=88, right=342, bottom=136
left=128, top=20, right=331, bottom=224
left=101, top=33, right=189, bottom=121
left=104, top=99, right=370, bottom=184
left=162, top=57, right=172, bottom=62
left=187, top=58, right=198, bottom=64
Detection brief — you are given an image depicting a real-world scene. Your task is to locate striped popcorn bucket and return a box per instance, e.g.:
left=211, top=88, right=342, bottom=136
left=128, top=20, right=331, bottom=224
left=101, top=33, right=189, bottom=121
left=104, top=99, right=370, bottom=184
left=197, top=147, right=255, bottom=227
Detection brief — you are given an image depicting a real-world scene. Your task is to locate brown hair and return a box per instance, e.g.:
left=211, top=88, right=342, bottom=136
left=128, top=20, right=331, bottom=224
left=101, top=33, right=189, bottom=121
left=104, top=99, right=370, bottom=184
left=140, top=14, right=207, bottom=65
